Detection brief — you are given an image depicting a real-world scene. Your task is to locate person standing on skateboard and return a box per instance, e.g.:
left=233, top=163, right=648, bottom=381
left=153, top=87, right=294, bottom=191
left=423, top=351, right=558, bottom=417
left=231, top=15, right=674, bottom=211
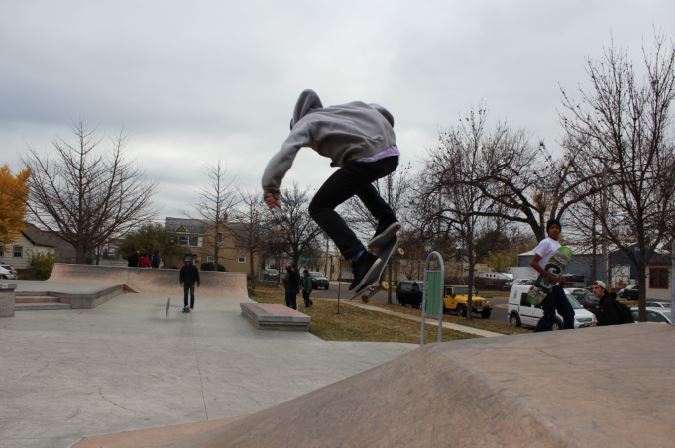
left=529, top=219, right=575, bottom=331
left=179, top=257, right=200, bottom=312
left=262, top=89, right=400, bottom=292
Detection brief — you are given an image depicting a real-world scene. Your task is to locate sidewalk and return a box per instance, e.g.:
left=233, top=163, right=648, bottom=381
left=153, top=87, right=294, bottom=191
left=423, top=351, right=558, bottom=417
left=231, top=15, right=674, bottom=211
left=345, top=302, right=505, bottom=337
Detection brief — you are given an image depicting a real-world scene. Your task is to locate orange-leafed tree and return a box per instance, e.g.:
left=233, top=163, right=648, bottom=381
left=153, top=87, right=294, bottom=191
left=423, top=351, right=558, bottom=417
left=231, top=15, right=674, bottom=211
left=0, top=165, right=31, bottom=245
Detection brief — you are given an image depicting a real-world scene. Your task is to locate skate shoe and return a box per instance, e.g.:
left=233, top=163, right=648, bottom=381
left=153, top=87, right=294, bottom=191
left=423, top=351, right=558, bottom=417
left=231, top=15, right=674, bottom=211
left=349, top=251, right=381, bottom=291
left=367, top=220, right=400, bottom=249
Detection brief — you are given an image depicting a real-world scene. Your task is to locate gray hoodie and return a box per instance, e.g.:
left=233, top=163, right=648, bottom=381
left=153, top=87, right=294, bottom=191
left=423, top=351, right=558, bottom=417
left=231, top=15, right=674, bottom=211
left=262, top=89, right=396, bottom=196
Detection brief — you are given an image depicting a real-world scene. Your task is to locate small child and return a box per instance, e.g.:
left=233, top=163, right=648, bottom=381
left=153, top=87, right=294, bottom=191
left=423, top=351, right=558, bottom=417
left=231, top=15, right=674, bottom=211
left=262, top=89, right=400, bottom=291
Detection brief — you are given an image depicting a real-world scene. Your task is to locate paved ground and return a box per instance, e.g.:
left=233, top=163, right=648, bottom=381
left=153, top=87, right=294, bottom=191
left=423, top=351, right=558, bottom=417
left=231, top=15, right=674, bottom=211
left=0, top=290, right=415, bottom=448
left=84, top=323, right=675, bottom=448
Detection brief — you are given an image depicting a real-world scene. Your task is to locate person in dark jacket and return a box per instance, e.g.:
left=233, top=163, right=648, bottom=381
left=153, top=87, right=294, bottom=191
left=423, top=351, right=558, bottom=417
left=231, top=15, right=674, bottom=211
left=591, top=280, right=631, bottom=325
left=127, top=251, right=139, bottom=268
left=301, top=269, right=314, bottom=308
left=179, top=257, right=200, bottom=312
left=283, top=265, right=300, bottom=310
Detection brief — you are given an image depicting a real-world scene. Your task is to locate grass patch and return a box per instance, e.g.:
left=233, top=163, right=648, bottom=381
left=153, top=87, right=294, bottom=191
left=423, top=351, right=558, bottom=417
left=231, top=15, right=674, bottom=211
left=366, top=302, right=531, bottom=335
left=249, top=287, right=478, bottom=343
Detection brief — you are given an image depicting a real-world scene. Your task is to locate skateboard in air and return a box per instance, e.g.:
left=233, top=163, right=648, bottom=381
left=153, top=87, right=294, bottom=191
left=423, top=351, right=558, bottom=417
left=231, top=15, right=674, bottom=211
left=350, top=235, right=402, bottom=303
left=526, top=246, right=572, bottom=305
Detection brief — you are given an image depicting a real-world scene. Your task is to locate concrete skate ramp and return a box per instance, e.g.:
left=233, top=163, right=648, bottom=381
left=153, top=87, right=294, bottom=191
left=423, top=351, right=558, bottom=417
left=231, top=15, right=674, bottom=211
left=77, top=324, right=675, bottom=448
left=49, top=263, right=247, bottom=298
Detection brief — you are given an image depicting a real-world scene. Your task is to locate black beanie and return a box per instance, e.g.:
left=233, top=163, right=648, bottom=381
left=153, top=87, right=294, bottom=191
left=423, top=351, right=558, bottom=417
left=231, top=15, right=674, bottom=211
left=546, top=218, right=562, bottom=231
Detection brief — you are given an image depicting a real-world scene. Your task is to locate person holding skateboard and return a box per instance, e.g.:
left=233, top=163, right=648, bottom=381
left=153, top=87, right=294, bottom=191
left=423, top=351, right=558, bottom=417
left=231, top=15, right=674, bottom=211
left=179, top=257, right=200, bottom=313
left=262, top=89, right=400, bottom=294
left=529, top=219, right=575, bottom=331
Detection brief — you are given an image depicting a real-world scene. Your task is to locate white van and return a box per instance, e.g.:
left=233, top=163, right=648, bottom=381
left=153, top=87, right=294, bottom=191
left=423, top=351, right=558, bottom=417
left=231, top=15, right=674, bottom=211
left=507, top=284, right=596, bottom=329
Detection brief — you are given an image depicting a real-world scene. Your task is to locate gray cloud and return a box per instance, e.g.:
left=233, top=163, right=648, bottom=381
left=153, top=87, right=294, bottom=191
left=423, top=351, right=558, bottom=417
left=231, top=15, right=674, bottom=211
left=1, top=0, right=672, bottom=219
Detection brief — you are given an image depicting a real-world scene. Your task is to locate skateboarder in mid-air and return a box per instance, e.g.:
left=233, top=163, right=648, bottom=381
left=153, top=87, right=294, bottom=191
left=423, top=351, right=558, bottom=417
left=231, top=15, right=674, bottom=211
left=262, top=89, right=400, bottom=294
left=529, top=219, right=575, bottom=331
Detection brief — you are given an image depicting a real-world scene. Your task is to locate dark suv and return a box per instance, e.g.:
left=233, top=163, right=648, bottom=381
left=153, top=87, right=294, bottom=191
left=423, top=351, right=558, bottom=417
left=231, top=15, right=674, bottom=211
left=309, top=271, right=329, bottom=290
left=396, top=281, right=423, bottom=308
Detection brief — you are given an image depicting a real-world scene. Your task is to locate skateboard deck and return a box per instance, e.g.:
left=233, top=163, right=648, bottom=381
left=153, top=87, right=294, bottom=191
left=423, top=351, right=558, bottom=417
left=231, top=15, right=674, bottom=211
left=350, top=235, right=399, bottom=302
left=526, top=246, right=573, bottom=305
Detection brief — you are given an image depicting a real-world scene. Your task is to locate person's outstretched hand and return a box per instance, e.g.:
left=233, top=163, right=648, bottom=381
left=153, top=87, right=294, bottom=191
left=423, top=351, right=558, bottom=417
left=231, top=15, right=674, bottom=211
left=264, top=192, right=281, bottom=209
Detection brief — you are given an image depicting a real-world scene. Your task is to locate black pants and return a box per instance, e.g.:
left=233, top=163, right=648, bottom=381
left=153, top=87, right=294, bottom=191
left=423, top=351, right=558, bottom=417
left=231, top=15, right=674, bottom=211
left=534, top=284, right=575, bottom=331
left=302, top=290, right=313, bottom=307
left=308, top=157, right=398, bottom=259
left=183, top=283, right=195, bottom=308
left=285, top=288, right=298, bottom=310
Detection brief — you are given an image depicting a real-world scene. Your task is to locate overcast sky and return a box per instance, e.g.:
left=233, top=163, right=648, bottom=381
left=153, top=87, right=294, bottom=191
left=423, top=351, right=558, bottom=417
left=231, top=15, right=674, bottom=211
left=1, top=0, right=673, bottom=222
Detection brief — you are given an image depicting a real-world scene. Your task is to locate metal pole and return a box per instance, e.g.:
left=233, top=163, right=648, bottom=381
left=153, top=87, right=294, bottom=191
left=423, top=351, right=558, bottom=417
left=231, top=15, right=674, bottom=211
left=602, top=167, right=610, bottom=285
left=337, top=257, right=341, bottom=315
left=671, top=240, right=674, bottom=321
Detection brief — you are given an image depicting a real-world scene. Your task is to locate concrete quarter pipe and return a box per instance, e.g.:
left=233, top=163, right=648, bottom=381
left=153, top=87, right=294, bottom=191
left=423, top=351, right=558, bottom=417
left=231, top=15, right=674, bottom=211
left=49, top=263, right=248, bottom=298
left=76, top=324, right=675, bottom=447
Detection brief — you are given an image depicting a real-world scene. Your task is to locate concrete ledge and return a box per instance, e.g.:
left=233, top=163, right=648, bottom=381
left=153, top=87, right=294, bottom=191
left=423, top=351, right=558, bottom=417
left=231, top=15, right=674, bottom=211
left=240, top=303, right=310, bottom=331
left=16, top=284, right=124, bottom=309
left=0, top=283, right=17, bottom=317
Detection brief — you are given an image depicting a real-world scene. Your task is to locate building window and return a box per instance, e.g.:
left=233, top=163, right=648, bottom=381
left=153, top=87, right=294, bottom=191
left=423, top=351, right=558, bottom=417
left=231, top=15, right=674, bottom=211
left=649, top=267, right=669, bottom=289
left=207, top=256, right=214, bottom=263
left=0, top=247, right=4, bottom=257
left=13, top=245, right=23, bottom=258
left=189, top=235, right=199, bottom=247
left=238, top=256, right=246, bottom=263
left=217, top=233, right=224, bottom=243
left=178, top=235, right=189, bottom=246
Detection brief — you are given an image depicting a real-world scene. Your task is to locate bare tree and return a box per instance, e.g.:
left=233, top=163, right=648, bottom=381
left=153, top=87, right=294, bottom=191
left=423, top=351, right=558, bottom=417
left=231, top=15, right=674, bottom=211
left=423, top=107, right=493, bottom=318
left=194, top=160, right=239, bottom=268
left=265, top=183, right=323, bottom=268
left=561, top=32, right=675, bottom=321
left=24, top=121, right=156, bottom=263
left=231, top=189, right=266, bottom=286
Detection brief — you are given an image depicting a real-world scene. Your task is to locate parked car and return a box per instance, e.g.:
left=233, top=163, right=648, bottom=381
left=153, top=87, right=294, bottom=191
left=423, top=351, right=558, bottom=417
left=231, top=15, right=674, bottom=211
left=309, top=271, right=329, bottom=290
left=566, top=287, right=600, bottom=316
left=262, top=268, right=279, bottom=281
left=618, top=284, right=638, bottom=300
left=443, top=285, right=492, bottom=319
left=630, top=307, right=673, bottom=324
left=0, top=264, right=17, bottom=280
left=508, top=284, right=597, bottom=329
left=396, top=281, right=423, bottom=308
left=0, top=265, right=14, bottom=280
left=645, top=301, right=671, bottom=309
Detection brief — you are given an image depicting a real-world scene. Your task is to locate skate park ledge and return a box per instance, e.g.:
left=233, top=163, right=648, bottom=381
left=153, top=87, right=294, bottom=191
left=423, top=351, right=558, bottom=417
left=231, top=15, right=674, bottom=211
left=17, top=284, right=123, bottom=309
left=240, top=302, right=310, bottom=331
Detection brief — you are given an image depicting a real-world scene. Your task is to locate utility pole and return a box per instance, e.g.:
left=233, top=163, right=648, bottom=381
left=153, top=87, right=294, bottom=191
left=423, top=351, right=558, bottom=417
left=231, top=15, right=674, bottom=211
left=601, top=167, right=610, bottom=286
left=671, top=240, right=674, bottom=320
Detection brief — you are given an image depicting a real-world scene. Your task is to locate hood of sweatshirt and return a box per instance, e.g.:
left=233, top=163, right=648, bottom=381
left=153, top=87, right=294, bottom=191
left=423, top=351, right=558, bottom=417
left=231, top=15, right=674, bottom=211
left=290, top=89, right=323, bottom=129
left=369, top=103, right=395, bottom=128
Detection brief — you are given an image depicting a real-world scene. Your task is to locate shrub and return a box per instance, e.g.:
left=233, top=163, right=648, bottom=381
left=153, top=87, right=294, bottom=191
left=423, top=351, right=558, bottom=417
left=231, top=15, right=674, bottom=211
left=200, top=262, right=225, bottom=272
left=31, top=252, right=55, bottom=280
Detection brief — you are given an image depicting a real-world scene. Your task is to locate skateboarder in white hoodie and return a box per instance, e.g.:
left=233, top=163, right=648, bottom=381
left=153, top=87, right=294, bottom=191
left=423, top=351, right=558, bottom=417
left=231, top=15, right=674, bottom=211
left=262, top=89, right=400, bottom=292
